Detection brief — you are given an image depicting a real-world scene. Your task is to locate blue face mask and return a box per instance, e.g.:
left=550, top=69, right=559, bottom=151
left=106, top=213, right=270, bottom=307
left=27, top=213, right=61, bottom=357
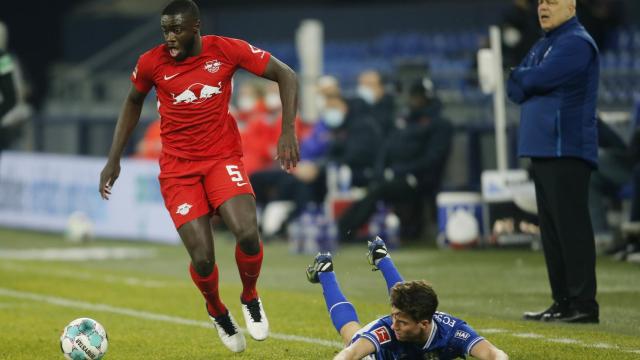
left=322, top=108, right=346, bottom=128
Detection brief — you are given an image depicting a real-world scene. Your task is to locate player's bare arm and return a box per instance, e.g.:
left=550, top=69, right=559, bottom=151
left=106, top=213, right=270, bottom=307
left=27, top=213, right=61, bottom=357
left=99, top=85, right=147, bottom=199
left=261, top=56, right=299, bottom=172
left=333, top=338, right=376, bottom=360
left=469, top=339, right=509, bottom=360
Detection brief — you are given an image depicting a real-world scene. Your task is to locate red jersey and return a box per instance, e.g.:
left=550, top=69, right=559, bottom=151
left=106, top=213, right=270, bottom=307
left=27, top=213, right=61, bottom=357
left=131, top=35, right=271, bottom=160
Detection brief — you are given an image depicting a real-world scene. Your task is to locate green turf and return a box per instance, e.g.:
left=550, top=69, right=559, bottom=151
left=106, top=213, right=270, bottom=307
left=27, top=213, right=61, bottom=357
left=1, top=228, right=639, bottom=359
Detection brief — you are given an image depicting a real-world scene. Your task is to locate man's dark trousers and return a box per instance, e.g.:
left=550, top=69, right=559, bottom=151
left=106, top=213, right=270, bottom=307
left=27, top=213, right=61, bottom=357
left=531, top=157, right=598, bottom=313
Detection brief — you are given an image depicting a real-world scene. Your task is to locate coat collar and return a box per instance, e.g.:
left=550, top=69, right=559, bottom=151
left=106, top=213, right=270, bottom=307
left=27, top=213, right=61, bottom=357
left=545, top=16, right=580, bottom=38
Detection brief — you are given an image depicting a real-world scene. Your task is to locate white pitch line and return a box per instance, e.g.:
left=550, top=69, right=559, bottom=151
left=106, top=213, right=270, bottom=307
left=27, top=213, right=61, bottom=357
left=478, top=328, right=640, bottom=355
left=0, top=288, right=343, bottom=349
left=512, top=333, right=544, bottom=339
left=1, top=288, right=638, bottom=355
left=0, top=247, right=156, bottom=261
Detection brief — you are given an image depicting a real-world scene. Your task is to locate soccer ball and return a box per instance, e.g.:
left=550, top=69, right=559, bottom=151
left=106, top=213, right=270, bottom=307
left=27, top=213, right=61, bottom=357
left=65, top=211, right=94, bottom=243
left=60, top=318, right=108, bottom=360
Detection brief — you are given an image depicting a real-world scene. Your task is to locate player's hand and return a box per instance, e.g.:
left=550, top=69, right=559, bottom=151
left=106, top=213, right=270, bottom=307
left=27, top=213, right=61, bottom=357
left=99, top=160, right=121, bottom=200
left=276, top=130, right=300, bottom=173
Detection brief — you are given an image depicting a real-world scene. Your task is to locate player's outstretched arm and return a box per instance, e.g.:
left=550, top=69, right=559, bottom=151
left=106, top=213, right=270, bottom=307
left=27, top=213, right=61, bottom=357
left=260, top=56, right=299, bottom=172
left=99, top=85, right=147, bottom=199
left=469, top=339, right=509, bottom=360
left=333, top=338, right=376, bottom=360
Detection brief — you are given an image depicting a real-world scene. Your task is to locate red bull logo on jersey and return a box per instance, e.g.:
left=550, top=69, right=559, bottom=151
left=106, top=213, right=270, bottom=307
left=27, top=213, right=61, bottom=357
left=172, top=81, right=223, bottom=105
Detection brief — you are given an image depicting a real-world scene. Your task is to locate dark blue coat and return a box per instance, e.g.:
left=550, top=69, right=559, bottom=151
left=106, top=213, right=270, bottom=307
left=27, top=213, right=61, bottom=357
left=507, top=17, right=600, bottom=167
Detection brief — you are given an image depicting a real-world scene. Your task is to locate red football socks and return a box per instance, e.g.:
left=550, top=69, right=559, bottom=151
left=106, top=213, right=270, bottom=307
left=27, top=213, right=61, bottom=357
left=235, top=242, right=263, bottom=303
left=189, top=263, right=227, bottom=317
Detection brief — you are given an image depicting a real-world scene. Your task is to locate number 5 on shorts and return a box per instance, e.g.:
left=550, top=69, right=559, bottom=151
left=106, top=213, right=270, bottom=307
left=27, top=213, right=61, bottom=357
left=226, top=165, right=248, bottom=186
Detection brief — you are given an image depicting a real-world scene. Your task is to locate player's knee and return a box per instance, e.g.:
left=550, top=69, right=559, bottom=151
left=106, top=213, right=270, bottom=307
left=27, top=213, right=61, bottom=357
left=235, top=225, right=260, bottom=255
left=192, top=257, right=215, bottom=277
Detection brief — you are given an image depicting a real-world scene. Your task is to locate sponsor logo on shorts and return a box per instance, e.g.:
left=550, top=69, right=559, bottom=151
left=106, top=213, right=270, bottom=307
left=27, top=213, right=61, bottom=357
left=372, top=326, right=391, bottom=344
left=176, top=203, right=193, bottom=216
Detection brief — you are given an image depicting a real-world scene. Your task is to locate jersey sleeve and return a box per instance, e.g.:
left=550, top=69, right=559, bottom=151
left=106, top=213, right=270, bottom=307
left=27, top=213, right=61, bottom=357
left=130, top=52, right=154, bottom=94
left=356, top=319, right=395, bottom=354
left=450, top=323, right=484, bottom=356
left=225, top=37, right=272, bottom=76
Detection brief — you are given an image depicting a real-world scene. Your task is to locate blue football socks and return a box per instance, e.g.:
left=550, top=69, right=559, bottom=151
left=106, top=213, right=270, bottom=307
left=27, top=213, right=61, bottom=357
left=318, top=272, right=359, bottom=333
left=377, top=257, right=404, bottom=294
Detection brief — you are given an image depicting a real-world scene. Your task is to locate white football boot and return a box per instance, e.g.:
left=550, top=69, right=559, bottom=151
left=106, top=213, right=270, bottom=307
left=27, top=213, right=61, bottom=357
left=209, top=310, right=246, bottom=352
left=241, top=298, right=269, bottom=341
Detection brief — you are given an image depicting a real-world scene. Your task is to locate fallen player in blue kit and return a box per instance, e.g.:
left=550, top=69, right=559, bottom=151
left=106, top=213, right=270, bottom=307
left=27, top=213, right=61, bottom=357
left=306, top=237, right=509, bottom=360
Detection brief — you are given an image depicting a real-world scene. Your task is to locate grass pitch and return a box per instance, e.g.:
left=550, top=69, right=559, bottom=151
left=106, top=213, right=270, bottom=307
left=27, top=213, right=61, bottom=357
left=0, top=227, right=639, bottom=359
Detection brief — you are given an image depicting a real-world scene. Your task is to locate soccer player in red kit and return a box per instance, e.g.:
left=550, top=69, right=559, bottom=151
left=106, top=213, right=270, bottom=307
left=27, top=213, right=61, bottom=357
left=98, top=0, right=299, bottom=353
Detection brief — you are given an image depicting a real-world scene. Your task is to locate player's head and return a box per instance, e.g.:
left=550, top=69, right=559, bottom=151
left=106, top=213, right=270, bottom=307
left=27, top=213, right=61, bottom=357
left=389, top=280, right=438, bottom=342
left=537, top=0, right=576, bottom=32
left=161, top=0, right=201, bottom=61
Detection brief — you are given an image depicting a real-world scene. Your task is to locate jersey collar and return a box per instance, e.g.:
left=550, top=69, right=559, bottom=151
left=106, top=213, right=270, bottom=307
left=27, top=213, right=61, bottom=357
left=422, top=321, right=437, bottom=350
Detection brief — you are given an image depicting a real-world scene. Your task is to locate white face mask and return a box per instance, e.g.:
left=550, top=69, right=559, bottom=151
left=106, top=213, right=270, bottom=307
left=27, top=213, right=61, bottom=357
left=357, top=85, right=376, bottom=105
left=322, top=108, right=346, bottom=128
left=265, top=92, right=281, bottom=111
left=237, top=96, right=257, bottom=112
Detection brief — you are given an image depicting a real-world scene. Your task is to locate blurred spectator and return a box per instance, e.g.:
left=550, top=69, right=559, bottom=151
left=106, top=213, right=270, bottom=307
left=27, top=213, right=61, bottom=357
left=501, top=0, right=540, bottom=69
left=240, top=82, right=281, bottom=176
left=338, top=78, right=453, bottom=241
left=0, top=21, right=32, bottom=152
left=134, top=119, right=162, bottom=160
left=315, top=75, right=341, bottom=113
left=577, top=0, right=626, bottom=51
left=235, top=81, right=268, bottom=130
left=0, top=23, right=16, bottom=120
left=251, top=87, right=348, bottom=236
left=325, top=72, right=392, bottom=188
left=349, top=70, right=395, bottom=136
left=588, top=117, right=632, bottom=243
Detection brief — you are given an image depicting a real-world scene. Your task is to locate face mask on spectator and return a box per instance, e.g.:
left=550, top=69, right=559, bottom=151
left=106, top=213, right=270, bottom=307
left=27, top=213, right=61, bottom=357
left=265, top=92, right=281, bottom=111
left=237, top=96, right=257, bottom=112
left=357, top=85, right=376, bottom=105
left=323, top=108, right=346, bottom=128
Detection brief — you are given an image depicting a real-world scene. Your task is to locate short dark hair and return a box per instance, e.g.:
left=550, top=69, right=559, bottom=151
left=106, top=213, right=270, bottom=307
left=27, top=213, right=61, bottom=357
left=162, top=0, right=200, bottom=20
left=390, top=280, right=438, bottom=322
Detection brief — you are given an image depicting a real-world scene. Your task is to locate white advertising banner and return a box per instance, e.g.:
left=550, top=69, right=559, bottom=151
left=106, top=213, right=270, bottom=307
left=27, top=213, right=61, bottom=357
left=0, top=151, right=179, bottom=244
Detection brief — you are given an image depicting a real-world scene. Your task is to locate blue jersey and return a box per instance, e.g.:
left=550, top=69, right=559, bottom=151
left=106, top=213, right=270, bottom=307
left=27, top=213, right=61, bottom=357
left=351, top=311, right=484, bottom=360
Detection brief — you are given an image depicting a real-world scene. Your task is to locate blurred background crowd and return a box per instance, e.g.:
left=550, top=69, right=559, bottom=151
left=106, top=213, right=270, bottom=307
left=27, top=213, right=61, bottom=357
left=1, top=0, right=639, bottom=259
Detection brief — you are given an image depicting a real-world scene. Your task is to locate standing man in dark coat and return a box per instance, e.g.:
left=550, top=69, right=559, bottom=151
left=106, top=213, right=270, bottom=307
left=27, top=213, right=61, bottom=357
left=507, top=0, right=600, bottom=323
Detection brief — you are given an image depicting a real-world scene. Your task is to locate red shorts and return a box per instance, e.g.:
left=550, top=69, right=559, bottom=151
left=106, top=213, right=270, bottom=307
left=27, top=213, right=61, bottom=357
left=158, top=153, right=254, bottom=229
